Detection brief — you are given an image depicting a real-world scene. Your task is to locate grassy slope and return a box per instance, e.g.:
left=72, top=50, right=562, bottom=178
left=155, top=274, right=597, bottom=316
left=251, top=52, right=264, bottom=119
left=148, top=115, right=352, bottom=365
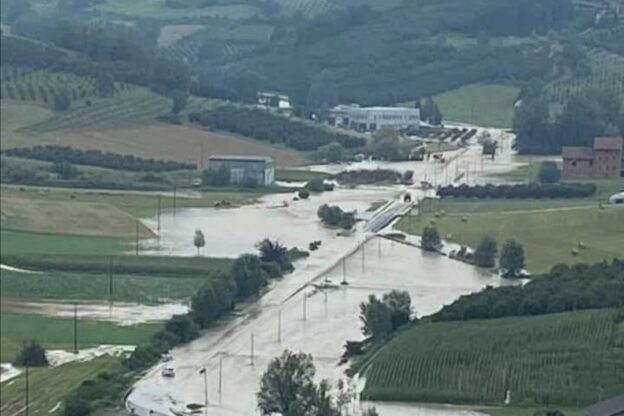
left=98, top=0, right=258, bottom=19
left=433, top=84, right=520, bottom=128
left=399, top=202, right=624, bottom=273
left=0, top=357, right=121, bottom=415
left=363, top=309, right=624, bottom=407
left=0, top=313, right=160, bottom=361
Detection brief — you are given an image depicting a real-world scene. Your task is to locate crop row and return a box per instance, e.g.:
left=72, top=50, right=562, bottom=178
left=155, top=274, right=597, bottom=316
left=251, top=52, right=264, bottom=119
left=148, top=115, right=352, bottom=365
left=27, top=90, right=170, bottom=133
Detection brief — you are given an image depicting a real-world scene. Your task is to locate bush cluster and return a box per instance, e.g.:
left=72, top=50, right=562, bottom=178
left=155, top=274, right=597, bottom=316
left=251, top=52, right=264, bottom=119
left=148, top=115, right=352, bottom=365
left=317, top=204, right=356, bottom=229
left=188, top=107, right=366, bottom=151
left=437, top=183, right=596, bottom=199
left=4, top=146, right=194, bottom=172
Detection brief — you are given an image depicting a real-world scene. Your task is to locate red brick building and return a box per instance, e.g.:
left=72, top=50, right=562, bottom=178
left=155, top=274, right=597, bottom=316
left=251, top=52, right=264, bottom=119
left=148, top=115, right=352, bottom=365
left=562, top=137, right=624, bottom=178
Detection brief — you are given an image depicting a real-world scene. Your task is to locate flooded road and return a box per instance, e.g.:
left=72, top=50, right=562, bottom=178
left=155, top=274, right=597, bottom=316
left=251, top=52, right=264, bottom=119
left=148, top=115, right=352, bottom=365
left=127, top=136, right=520, bottom=416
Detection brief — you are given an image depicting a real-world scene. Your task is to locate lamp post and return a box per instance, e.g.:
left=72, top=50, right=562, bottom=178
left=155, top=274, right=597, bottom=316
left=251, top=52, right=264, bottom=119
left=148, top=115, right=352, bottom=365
left=199, top=368, right=208, bottom=415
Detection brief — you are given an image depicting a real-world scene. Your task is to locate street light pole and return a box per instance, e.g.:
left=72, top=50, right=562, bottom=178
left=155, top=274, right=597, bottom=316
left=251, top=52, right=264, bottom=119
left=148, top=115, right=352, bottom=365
left=73, top=302, right=78, bottom=354
left=199, top=368, right=208, bottom=415
left=25, top=365, right=29, bottom=416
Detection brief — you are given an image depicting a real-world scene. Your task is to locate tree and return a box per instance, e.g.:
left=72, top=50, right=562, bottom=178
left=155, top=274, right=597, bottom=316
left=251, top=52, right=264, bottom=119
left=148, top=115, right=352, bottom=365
left=421, top=97, right=442, bottom=125
left=96, top=73, right=115, bottom=98
left=382, top=290, right=412, bottom=330
left=232, top=254, right=267, bottom=298
left=52, top=161, right=78, bottom=180
left=257, top=350, right=317, bottom=416
left=14, top=340, right=49, bottom=367
left=54, top=91, right=71, bottom=111
left=482, top=140, right=497, bottom=158
left=538, top=161, right=561, bottom=184
left=421, top=225, right=441, bottom=251
left=473, top=236, right=498, bottom=268
left=193, top=229, right=205, bottom=255
left=500, top=240, right=525, bottom=277
left=164, top=314, right=199, bottom=342
left=359, top=295, right=393, bottom=339
left=63, top=396, right=91, bottom=416
left=256, top=238, right=292, bottom=273
left=171, top=89, right=189, bottom=115
left=316, top=141, right=345, bottom=163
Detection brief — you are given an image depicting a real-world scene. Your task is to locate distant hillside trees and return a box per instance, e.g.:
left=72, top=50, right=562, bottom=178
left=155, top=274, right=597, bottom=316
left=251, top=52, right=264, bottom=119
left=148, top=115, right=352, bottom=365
left=4, top=145, right=194, bottom=171
left=189, top=106, right=366, bottom=151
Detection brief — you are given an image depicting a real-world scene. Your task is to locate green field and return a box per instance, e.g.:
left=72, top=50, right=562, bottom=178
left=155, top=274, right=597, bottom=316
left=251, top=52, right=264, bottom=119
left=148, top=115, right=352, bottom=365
left=481, top=407, right=582, bottom=416
left=0, top=313, right=160, bottom=361
left=0, top=230, right=130, bottom=256
left=399, top=198, right=624, bottom=273
left=362, top=309, right=624, bottom=407
left=275, top=168, right=328, bottom=182
left=433, top=84, right=520, bottom=128
left=0, top=356, right=121, bottom=416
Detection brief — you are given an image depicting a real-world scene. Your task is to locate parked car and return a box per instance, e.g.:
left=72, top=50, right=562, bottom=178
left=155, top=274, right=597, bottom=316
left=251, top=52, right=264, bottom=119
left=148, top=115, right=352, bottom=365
left=161, top=367, right=175, bottom=378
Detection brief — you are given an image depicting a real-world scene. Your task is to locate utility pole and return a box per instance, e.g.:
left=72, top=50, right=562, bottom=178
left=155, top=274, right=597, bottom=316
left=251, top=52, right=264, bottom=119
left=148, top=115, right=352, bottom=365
left=361, top=243, right=365, bottom=273
left=135, top=220, right=139, bottom=256
left=218, top=356, right=223, bottom=395
left=108, top=256, right=113, bottom=302
left=250, top=333, right=255, bottom=365
left=341, top=258, right=347, bottom=285
left=277, top=309, right=282, bottom=343
left=173, top=184, right=177, bottom=216
left=157, top=194, right=162, bottom=234
left=302, top=294, right=307, bottom=321
left=378, top=238, right=381, bottom=258
left=24, top=365, right=29, bottom=416
left=73, top=303, right=78, bottom=354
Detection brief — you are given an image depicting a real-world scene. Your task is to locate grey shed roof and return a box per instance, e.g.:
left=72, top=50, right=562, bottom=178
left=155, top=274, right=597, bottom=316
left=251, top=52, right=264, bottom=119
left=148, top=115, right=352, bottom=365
left=584, top=395, right=624, bottom=416
left=208, top=155, right=273, bottom=163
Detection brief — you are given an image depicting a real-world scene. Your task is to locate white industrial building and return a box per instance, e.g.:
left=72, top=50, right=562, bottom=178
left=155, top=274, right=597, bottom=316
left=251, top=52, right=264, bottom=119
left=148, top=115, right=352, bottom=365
left=329, top=104, right=421, bottom=132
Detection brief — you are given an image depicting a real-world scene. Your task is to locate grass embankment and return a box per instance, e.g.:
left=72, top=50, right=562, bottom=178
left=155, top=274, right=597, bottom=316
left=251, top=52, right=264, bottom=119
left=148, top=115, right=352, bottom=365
left=398, top=183, right=624, bottom=273
left=275, top=168, right=329, bottom=182
left=0, top=313, right=160, bottom=362
left=433, top=84, right=520, bottom=128
left=0, top=356, right=121, bottom=415
left=362, top=309, right=624, bottom=407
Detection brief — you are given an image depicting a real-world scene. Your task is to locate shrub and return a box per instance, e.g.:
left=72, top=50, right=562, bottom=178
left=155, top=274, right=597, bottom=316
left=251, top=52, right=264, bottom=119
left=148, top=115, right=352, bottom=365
left=63, top=396, right=91, bottom=416
left=538, top=161, right=561, bottom=184
left=421, top=225, right=441, bottom=251
left=14, top=340, right=49, bottom=367
left=298, top=188, right=310, bottom=199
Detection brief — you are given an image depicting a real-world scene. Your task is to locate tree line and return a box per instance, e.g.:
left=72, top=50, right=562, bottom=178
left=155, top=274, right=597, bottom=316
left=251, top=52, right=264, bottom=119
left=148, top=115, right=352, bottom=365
left=4, top=146, right=194, bottom=172
left=433, top=259, right=624, bottom=321
left=188, top=106, right=366, bottom=151
left=437, top=182, right=596, bottom=199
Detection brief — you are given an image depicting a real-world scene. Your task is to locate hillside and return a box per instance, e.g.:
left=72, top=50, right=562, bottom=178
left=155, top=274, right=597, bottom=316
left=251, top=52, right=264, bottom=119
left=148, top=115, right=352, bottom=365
left=362, top=308, right=624, bottom=407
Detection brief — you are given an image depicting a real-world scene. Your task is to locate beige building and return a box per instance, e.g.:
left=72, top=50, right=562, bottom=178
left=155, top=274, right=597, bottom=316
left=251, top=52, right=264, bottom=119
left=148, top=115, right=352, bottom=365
left=562, top=137, right=624, bottom=178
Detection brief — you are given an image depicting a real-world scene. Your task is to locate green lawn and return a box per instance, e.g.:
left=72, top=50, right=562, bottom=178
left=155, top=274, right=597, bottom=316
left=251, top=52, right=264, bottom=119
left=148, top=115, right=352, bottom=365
left=433, top=84, right=520, bottom=128
left=400, top=198, right=624, bottom=273
left=362, top=309, right=624, bottom=407
left=0, top=313, right=160, bottom=362
left=0, top=356, right=121, bottom=416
